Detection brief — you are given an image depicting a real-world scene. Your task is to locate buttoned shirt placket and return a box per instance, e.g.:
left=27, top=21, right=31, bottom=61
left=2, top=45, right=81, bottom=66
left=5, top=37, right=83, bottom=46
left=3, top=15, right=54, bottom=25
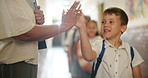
left=114, top=49, right=119, bottom=78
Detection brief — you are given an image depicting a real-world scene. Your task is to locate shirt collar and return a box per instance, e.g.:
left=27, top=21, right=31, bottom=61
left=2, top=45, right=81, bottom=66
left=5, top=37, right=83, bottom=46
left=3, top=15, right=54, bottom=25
left=104, top=39, right=127, bottom=49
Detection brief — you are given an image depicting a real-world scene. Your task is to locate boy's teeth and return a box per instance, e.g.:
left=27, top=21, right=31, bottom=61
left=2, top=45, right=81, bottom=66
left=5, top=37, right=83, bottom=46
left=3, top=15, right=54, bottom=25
left=104, top=30, right=110, bottom=32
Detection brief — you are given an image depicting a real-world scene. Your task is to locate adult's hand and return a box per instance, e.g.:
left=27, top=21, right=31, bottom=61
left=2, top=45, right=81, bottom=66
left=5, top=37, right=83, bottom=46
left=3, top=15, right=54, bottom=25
left=34, top=6, right=45, bottom=24
left=61, top=1, right=81, bottom=28
left=14, top=2, right=82, bottom=42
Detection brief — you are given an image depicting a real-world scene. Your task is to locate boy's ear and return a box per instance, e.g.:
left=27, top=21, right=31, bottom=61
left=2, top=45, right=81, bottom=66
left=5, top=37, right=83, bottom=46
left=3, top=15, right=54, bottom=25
left=121, top=25, right=127, bottom=33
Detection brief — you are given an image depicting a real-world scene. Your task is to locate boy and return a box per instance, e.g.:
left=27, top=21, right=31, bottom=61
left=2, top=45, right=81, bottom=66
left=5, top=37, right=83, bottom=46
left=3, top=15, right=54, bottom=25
left=75, top=7, right=144, bottom=78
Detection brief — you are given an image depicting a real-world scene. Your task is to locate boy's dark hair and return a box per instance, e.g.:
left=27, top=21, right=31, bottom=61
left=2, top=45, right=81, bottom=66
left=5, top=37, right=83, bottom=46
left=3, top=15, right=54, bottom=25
left=104, top=7, right=128, bottom=26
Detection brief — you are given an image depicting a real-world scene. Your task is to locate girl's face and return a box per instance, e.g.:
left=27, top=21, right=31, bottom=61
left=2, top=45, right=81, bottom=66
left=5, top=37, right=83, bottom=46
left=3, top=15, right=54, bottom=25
left=86, top=21, right=98, bottom=38
left=101, top=13, right=126, bottom=40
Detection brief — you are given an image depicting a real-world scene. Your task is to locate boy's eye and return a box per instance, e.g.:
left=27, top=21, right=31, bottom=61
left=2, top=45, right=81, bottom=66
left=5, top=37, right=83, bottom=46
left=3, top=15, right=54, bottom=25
left=109, top=21, right=114, bottom=24
left=101, top=21, right=105, bottom=24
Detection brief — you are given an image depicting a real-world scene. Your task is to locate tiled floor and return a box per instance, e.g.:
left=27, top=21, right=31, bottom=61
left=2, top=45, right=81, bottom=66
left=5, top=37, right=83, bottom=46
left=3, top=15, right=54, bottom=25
left=38, top=47, right=71, bottom=78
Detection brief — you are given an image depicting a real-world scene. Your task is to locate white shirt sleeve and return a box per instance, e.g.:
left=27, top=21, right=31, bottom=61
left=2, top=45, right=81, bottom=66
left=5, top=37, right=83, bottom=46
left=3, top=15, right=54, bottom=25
left=132, top=47, right=144, bottom=67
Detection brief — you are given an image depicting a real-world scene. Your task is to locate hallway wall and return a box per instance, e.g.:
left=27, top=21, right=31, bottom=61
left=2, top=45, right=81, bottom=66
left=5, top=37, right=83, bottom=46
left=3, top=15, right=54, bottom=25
left=122, top=25, right=148, bottom=78
left=103, top=0, right=148, bottom=77
left=36, top=0, right=148, bottom=78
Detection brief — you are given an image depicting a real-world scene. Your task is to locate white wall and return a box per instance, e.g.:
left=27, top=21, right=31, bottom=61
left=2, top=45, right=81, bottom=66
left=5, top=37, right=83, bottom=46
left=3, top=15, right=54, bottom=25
left=103, top=0, right=148, bottom=27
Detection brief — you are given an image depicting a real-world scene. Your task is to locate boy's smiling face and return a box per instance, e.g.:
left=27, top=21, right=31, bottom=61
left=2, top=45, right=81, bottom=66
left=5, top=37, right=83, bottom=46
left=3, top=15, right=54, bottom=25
left=101, top=13, right=127, bottom=40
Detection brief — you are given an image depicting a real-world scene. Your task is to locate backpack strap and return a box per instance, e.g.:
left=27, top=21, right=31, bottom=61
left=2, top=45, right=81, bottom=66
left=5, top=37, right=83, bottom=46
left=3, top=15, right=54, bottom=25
left=90, top=41, right=134, bottom=78
left=130, top=46, right=134, bottom=67
left=91, top=40, right=105, bottom=78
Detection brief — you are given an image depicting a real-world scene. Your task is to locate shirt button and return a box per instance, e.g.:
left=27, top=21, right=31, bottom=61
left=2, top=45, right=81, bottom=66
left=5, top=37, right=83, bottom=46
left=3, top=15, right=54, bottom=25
left=110, top=65, right=112, bottom=67
left=116, top=60, right=118, bottom=62
left=115, top=72, right=117, bottom=74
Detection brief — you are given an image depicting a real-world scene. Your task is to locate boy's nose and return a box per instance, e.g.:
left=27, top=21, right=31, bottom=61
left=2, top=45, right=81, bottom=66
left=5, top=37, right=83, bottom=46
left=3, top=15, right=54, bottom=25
left=103, top=23, right=109, bottom=28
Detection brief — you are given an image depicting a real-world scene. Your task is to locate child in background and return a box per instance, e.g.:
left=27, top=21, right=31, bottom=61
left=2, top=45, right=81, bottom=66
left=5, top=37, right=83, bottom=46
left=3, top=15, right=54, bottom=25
left=76, top=20, right=103, bottom=78
left=85, top=20, right=103, bottom=42
left=76, top=7, right=144, bottom=78
left=64, top=15, right=91, bottom=78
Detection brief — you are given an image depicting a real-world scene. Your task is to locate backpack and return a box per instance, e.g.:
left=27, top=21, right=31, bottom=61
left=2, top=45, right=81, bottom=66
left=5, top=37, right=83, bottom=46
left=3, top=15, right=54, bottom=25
left=90, top=40, right=134, bottom=78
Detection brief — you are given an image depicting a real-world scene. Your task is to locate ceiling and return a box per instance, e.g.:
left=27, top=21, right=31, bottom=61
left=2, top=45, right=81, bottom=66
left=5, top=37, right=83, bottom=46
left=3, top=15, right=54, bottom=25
left=37, top=0, right=103, bottom=23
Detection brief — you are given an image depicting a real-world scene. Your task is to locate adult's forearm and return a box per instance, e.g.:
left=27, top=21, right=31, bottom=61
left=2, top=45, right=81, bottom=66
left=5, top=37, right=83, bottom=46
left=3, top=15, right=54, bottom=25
left=14, top=24, right=71, bottom=41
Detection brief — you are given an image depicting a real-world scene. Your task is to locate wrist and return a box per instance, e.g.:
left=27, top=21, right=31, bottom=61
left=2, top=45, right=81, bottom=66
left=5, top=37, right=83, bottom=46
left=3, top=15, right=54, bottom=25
left=60, top=23, right=72, bottom=31
left=78, top=24, right=86, bottom=30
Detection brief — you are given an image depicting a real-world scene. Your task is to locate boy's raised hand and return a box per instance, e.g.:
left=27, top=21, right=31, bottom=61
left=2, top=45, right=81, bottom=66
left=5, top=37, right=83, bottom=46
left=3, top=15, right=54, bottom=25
left=75, top=12, right=86, bottom=29
left=61, top=1, right=81, bottom=28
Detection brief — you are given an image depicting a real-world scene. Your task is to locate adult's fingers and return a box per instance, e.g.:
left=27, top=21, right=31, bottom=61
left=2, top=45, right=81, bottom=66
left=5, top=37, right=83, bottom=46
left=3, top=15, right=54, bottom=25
left=62, top=10, right=65, bottom=17
left=75, top=10, right=82, bottom=20
left=68, top=1, right=80, bottom=14
left=62, top=10, right=67, bottom=20
left=34, top=10, right=43, bottom=15
left=74, top=4, right=81, bottom=14
left=36, top=19, right=45, bottom=24
left=37, top=6, right=41, bottom=9
left=77, top=4, right=81, bottom=11
left=69, top=1, right=80, bottom=9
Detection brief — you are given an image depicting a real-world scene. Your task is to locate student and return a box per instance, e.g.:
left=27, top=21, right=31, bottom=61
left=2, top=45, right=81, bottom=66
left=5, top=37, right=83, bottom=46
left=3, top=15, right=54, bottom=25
left=64, top=15, right=91, bottom=78
left=75, top=7, right=144, bottom=78
left=0, top=0, right=81, bottom=78
left=76, top=20, right=103, bottom=78
left=85, top=20, right=103, bottom=42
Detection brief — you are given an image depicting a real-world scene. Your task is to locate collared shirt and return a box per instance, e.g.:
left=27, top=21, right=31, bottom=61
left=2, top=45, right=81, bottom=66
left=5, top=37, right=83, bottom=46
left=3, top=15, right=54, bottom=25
left=0, top=0, right=38, bottom=64
left=91, top=39, right=144, bottom=78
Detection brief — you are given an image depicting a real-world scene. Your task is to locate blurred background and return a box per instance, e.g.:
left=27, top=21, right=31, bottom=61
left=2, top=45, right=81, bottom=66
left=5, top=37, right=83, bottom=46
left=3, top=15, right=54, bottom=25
left=36, top=0, right=148, bottom=78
